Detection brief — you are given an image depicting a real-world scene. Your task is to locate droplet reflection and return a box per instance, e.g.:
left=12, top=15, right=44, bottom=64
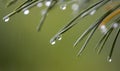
left=60, top=4, right=67, bottom=10
left=23, top=10, right=30, bottom=15
left=108, top=58, right=112, bottom=62
left=51, top=41, right=56, bottom=45
left=90, top=10, right=96, bottom=15
left=4, top=17, right=10, bottom=22
left=57, top=35, right=62, bottom=41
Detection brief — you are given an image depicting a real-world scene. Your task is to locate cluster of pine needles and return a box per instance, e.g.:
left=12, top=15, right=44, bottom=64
left=3, top=0, right=120, bottom=62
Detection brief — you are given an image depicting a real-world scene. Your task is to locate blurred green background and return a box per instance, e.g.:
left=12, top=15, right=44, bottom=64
left=0, top=0, right=120, bottom=71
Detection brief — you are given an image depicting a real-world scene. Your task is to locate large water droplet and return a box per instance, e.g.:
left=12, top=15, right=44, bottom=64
left=23, top=10, right=30, bottom=15
left=4, top=17, right=10, bottom=22
left=51, top=41, right=56, bottom=45
left=90, top=10, right=96, bottom=15
left=60, top=4, right=67, bottom=10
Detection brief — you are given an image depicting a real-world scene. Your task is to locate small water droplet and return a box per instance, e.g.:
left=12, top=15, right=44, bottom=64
left=37, top=2, right=43, bottom=7
left=60, top=4, right=67, bottom=10
left=90, top=10, right=96, bottom=15
left=108, top=58, right=112, bottom=62
left=107, top=56, right=112, bottom=62
left=23, top=10, right=30, bottom=15
left=100, top=25, right=107, bottom=34
left=51, top=41, right=56, bottom=45
left=57, top=35, right=62, bottom=41
left=4, top=17, right=10, bottom=22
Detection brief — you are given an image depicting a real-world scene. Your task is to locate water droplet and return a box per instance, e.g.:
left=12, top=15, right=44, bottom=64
left=37, top=2, right=43, bottom=7
left=60, top=4, right=67, bottom=10
left=23, top=10, right=30, bottom=15
left=4, top=17, right=10, bottom=22
left=51, top=41, right=56, bottom=45
left=71, top=3, right=79, bottom=11
left=100, top=25, right=107, bottom=34
left=57, top=35, right=62, bottom=41
left=45, top=1, right=51, bottom=7
left=108, top=59, right=112, bottom=62
left=90, top=10, right=96, bottom=15
left=107, top=56, right=112, bottom=62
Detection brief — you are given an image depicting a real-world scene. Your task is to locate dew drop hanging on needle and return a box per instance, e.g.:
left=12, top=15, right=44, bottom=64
left=4, top=17, right=10, bottom=22
left=23, top=9, right=30, bottom=15
left=60, top=4, right=67, bottom=10
left=51, top=41, right=56, bottom=45
left=57, top=35, right=62, bottom=41
left=108, top=57, right=112, bottom=63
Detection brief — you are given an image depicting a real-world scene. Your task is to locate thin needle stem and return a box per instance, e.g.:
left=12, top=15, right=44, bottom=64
left=97, top=28, right=113, bottom=54
left=108, top=27, right=120, bottom=60
left=77, top=25, right=98, bottom=56
left=37, top=0, right=57, bottom=32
